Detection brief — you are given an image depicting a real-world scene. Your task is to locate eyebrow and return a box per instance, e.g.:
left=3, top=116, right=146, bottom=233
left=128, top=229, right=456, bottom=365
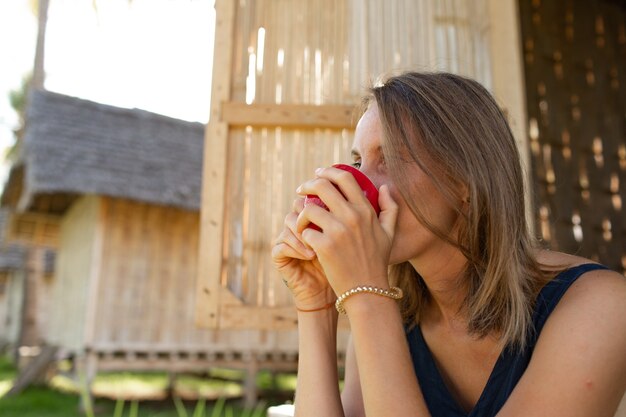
left=350, top=146, right=382, bottom=158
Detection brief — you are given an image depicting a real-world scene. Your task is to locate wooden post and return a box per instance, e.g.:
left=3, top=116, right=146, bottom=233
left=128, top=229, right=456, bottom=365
left=487, top=0, right=534, bottom=232
left=243, top=356, right=259, bottom=409
left=83, top=197, right=104, bottom=348
left=77, top=351, right=98, bottom=413
left=196, top=0, right=237, bottom=328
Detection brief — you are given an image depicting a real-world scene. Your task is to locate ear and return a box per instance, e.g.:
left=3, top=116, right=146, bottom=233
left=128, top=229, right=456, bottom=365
left=458, top=183, right=470, bottom=204
left=458, top=184, right=471, bottom=217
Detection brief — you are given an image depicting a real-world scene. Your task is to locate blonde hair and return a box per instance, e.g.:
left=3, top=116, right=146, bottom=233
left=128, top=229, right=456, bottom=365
left=368, top=72, right=548, bottom=351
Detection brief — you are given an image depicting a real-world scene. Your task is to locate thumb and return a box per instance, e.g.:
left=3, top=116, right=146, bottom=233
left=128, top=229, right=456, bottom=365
left=377, top=184, right=398, bottom=239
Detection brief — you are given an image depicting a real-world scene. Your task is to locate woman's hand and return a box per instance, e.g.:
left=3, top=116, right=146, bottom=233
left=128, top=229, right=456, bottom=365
left=272, top=197, right=336, bottom=310
left=295, top=166, right=399, bottom=295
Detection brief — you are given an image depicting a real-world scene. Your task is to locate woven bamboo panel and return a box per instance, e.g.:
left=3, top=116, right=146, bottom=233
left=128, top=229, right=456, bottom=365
left=520, top=0, right=626, bottom=272
left=93, top=196, right=295, bottom=355
left=223, top=127, right=354, bottom=307
left=95, top=197, right=213, bottom=347
left=233, top=0, right=491, bottom=105
left=8, top=213, right=60, bottom=248
left=217, top=0, right=494, bottom=310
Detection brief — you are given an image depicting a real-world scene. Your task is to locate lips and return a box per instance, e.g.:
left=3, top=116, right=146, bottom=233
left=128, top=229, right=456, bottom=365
left=304, top=164, right=380, bottom=231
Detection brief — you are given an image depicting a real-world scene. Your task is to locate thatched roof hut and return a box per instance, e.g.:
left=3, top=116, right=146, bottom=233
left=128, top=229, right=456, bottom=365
left=3, top=89, right=203, bottom=214
left=1, top=90, right=298, bottom=405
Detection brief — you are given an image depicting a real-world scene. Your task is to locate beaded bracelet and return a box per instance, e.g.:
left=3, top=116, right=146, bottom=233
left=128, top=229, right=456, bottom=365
left=335, top=286, right=403, bottom=314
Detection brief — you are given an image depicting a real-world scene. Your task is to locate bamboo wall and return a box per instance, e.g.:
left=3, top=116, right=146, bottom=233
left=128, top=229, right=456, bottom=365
left=48, top=195, right=299, bottom=366
left=198, top=0, right=500, bottom=329
left=92, top=196, right=218, bottom=351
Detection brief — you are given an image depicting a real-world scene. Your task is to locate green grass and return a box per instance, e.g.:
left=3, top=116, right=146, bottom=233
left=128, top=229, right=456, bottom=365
left=0, top=388, right=253, bottom=417
left=0, top=385, right=86, bottom=417
left=0, top=355, right=293, bottom=417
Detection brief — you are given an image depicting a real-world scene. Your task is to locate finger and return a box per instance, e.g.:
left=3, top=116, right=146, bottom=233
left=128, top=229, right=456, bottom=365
left=295, top=203, right=336, bottom=234
left=314, top=166, right=369, bottom=207
left=277, top=228, right=316, bottom=259
left=378, top=184, right=399, bottom=239
left=297, top=177, right=351, bottom=215
left=300, top=227, right=324, bottom=253
left=292, top=197, right=305, bottom=214
left=284, top=211, right=313, bottom=250
left=272, top=241, right=314, bottom=263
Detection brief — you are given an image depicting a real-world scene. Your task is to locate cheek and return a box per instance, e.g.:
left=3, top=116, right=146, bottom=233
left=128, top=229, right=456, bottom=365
left=388, top=196, right=424, bottom=262
left=365, top=171, right=388, bottom=191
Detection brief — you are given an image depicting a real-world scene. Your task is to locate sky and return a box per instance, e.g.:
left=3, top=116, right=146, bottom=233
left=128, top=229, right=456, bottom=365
left=0, top=0, right=215, bottom=183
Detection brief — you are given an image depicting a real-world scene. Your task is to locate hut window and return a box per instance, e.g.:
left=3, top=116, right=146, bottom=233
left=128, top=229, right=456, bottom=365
left=0, top=273, right=8, bottom=295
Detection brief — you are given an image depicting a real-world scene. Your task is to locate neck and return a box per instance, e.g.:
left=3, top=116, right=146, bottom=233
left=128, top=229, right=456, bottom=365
left=409, top=242, right=469, bottom=329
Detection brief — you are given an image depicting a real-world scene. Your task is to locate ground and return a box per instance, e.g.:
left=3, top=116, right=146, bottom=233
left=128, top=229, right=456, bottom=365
left=0, top=355, right=296, bottom=417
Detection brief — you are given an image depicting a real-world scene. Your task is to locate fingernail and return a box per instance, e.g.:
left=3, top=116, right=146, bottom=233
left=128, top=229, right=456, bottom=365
left=315, top=167, right=323, bottom=174
left=296, top=185, right=302, bottom=193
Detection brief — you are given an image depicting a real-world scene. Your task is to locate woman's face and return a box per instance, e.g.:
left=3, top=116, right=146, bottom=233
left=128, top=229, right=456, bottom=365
left=351, top=104, right=461, bottom=267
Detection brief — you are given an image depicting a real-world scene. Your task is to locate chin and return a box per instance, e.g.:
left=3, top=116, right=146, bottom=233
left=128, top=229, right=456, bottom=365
left=388, top=250, right=416, bottom=267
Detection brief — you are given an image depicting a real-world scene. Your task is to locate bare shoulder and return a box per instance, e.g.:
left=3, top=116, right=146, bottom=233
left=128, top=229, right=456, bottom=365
left=535, top=248, right=626, bottom=306
left=499, top=251, right=626, bottom=416
left=536, top=249, right=626, bottom=296
left=534, top=248, right=603, bottom=270
left=537, top=248, right=626, bottom=326
left=554, top=264, right=626, bottom=327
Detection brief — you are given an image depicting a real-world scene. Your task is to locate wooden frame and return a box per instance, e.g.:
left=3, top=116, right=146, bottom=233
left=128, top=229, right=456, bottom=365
left=195, top=0, right=356, bottom=330
left=221, top=102, right=355, bottom=129
left=196, top=0, right=531, bottom=331
left=196, top=0, right=237, bottom=329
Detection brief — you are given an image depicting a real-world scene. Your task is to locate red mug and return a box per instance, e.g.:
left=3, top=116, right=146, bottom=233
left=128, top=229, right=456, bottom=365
left=304, top=164, right=380, bottom=231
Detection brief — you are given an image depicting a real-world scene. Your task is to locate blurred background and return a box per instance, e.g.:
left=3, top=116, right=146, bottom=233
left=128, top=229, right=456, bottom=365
left=0, top=0, right=624, bottom=416
left=0, top=0, right=214, bottom=182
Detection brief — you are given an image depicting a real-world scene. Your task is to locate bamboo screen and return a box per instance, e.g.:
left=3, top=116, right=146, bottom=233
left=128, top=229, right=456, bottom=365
left=520, top=0, right=626, bottom=272
left=199, top=0, right=495, bottom=328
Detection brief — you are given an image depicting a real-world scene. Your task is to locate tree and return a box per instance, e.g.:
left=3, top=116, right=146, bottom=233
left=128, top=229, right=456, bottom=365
left=32, top=0, right=49, bottom=90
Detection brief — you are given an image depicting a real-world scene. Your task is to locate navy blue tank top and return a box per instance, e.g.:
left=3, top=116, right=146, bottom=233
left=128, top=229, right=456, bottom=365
left=406, top=263, right=608, bottom=417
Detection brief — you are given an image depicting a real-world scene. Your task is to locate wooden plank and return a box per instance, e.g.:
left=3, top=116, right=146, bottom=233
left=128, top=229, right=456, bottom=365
left=220, top=305, right=350, bottom=331
left=83, top=197, right=105, bottom=348
left=221, top=102, right=356, bottom=129
left=220, top=306, right=296, bottom=330
left=96, top=358, right=298, bottom=373
left=196, top=0, right=237, bottom=329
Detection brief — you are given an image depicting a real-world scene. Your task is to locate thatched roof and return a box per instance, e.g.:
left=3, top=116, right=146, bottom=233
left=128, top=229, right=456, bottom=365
left=2, top=90, right=205, bottom=214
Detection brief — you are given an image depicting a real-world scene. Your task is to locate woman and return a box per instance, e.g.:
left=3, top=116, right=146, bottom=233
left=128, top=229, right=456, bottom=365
left=271, top=72, right=626, bottom=417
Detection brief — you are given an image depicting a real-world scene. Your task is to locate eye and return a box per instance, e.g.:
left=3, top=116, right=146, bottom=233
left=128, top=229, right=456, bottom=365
left=351, top=161, right=361, bottom=169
